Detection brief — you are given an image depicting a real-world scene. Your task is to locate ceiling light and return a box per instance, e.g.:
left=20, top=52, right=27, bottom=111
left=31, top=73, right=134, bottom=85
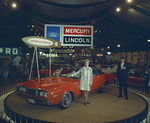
left=107, top=46, right=110, bottom=49
left=11, top=3, right=17, bottom=8
left=116, top=7, right=121, bottom=12
left=107, top=52, right=111, bottom=55
left=127, top=0, right=132, bottom=3
left=117, top=44, right=121, bottom=47
left=147, top=39, right=150, bottom=42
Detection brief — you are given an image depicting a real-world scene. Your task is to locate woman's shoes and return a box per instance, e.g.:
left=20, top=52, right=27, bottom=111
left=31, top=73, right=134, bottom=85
left=84, top=101, right=90, bottom=105
left=87, top=101, right=90, bottom=104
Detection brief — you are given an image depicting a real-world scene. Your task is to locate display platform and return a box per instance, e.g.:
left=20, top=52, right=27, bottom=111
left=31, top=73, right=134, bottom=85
left=4, top=86, right=148, bottom=123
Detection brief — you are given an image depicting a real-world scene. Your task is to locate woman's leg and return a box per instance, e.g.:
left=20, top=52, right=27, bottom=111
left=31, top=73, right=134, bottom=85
left=84, top=91, right=90, bottom=104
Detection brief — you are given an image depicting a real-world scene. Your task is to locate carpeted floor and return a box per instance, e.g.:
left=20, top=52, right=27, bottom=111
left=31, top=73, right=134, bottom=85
left=4, top=86, right=147, bottom=123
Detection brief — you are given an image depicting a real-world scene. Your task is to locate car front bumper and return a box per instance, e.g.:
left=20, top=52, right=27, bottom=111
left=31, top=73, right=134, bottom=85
left=16, top=91, right=53, bottom=106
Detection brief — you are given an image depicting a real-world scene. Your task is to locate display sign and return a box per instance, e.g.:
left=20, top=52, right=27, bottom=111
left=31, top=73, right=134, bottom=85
left=0, top=47, right=20, bottom=55
left=22, top=36, right=61, bottom=48
left=45, top=24, right=93, bottom=46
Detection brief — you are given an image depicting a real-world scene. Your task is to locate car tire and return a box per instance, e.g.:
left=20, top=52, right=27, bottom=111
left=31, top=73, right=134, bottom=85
left=57, top=92, right=72, bottom=109
left=99, top=82, right=107, bottom=93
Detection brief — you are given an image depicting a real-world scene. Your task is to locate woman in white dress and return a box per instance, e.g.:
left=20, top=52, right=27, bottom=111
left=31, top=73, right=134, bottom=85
left=68, top=59, right=93, bottom=105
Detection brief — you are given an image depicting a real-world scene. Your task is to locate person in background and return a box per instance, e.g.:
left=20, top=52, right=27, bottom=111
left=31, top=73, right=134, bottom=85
left=2, top=61, right=9, bottom=85
left=10, top=62, right=16, bottom=82
left=23, top=62, right=29, bottom=81
left=115, top=57, right=129, bottom=100
left=75, top=61, right=79, bottom=66
left=144, top=66, right=150, bottom=95
left=68, top=59, right=93, bottom=105
left=95, top=60, right=102, bottom=70
left=18, top=63, right=23, bottom=82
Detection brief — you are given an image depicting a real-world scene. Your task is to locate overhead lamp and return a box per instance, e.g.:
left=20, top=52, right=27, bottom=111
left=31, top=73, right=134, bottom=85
left=116, top=7, right=121, bottom=12
left=127, top=0, right=132, bottom=3
left=107, top=52, right=111, bottom=55
left=11, top=3, right=17, bottom=8
left=107, top=46, right=110, bottom=49
left=117, top=44, right=121, bottom=47
left=101, top=48, right=104, bottom=51
left=147, top=39, right=150, bottom=42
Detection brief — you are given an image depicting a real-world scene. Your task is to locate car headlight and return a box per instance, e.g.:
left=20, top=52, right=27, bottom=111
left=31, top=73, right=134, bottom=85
left=19, top=86, right=27, bottom=92
left=40, top=91, right=48, bottom=98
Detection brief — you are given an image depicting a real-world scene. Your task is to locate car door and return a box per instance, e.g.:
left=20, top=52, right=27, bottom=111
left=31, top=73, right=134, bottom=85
left=91, top=69, right=106, bottom=91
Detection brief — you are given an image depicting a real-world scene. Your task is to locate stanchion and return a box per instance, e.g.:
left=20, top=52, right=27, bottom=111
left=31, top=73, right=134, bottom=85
left=138, top=86, right=140, bottom=93
left=20, top=115, right=22, bottom=123
left=14, top=113, right=16, bottom=123
left=4, top=109, right=7, bottom=122
left=133, top=85, right=135, bottom=91
left=26, top=116, right=28, bottom=123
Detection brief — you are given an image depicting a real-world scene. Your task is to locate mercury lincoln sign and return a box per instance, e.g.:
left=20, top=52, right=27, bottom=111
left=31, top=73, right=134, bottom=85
left=45, top=24, right=93, bottom=46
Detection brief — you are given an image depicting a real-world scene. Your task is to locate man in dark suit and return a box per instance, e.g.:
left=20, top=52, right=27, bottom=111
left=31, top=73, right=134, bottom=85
left=116, top=57, right=129, bottom=100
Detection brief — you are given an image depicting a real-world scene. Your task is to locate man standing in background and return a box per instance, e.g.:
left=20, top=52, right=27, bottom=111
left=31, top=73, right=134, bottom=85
left=116, top=57, right=129, bottom=100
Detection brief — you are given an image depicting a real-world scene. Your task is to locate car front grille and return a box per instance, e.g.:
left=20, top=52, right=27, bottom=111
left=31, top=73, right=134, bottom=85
left=26, top=88, right=38, bottom=96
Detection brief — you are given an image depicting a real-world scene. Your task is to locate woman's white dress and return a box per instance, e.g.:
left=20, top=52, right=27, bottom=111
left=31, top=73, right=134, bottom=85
left=72, top=67, right=93, bottom=91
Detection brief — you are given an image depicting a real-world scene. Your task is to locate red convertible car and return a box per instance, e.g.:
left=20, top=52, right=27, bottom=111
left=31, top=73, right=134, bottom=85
left=16, top=66, right=114, bottom=109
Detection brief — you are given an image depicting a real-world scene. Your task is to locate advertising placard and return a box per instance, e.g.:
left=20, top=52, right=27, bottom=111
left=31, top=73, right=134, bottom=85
left=45, top=24, right=93, bottom=46
left=22, top=36, right=61, bottom=48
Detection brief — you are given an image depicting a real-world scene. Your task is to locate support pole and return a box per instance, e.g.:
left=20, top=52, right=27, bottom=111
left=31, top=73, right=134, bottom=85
left=49, top=48, right=51, bottom=77
left=35, top=47, right=40, bottom=79
left=29, top=47, right=36, bottom=81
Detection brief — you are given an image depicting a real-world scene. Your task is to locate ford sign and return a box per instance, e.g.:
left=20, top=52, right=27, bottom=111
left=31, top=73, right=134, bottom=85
left=47, top=32, right=59, bottom=38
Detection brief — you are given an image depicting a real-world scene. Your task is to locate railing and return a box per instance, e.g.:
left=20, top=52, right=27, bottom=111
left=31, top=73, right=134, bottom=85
left=0, top=83, right=17, bottom=96
left=109, top=81, right=150, bottom=98
left=0, top=81, right=150, bottom=123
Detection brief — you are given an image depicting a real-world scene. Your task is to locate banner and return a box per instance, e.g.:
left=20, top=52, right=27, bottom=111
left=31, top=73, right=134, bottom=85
left=45, top=24, right=93, bottom=46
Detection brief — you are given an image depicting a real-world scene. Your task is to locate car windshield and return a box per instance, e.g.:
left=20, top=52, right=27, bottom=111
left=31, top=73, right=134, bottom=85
left=52, top=67, right=80, bottom=79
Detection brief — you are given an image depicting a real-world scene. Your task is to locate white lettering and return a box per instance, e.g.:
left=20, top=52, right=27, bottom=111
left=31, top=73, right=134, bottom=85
left=65, top=29, right=70, bottom=33
left=65, top=28, right=91, bottom=34
left=12, top=48, right=18, bottom=55
left=6, top=48, right=11, bottom=54
left=64, top=37, right=91, bottom=44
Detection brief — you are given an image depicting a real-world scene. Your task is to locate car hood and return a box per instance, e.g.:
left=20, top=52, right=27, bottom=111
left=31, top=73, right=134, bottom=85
left=18, top=77, right=77, bottom=91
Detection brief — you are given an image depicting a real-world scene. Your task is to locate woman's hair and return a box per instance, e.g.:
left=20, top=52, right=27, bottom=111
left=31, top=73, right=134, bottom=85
left=84, top=59, right=90, bottom=63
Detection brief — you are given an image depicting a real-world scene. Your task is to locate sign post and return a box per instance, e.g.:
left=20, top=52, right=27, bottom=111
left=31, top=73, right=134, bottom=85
left=22, top=36, right=61, bottom=81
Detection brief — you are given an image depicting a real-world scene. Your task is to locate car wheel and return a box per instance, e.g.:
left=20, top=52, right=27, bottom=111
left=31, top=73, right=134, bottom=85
left=57, top=92, right=72, bottom=109
left=99, top=82, right=107, bottom=93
